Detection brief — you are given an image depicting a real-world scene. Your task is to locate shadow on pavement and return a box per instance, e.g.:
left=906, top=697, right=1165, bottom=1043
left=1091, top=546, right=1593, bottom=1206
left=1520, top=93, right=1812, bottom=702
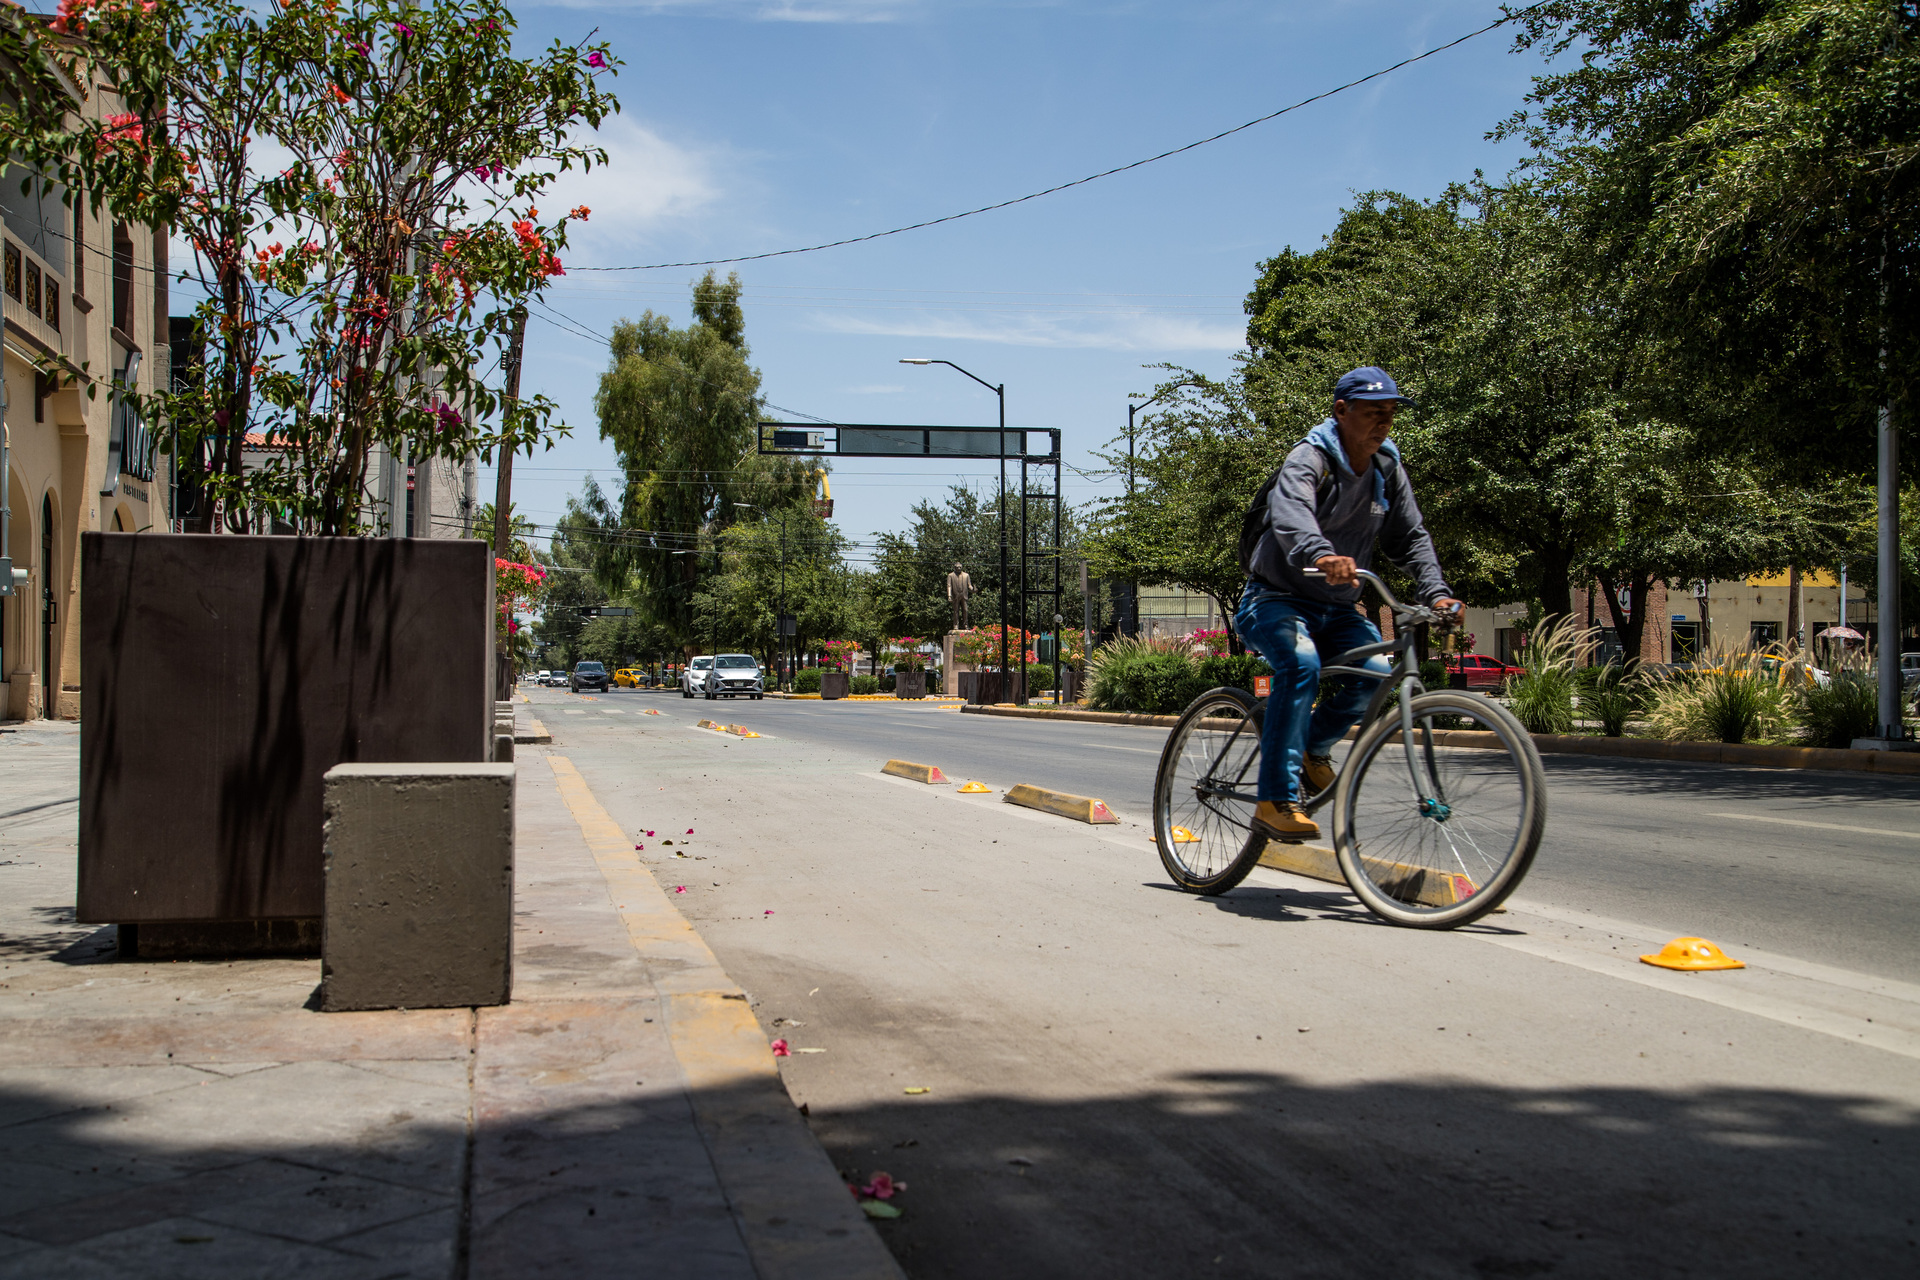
left=810, top=1069, right=1919, bottom=1280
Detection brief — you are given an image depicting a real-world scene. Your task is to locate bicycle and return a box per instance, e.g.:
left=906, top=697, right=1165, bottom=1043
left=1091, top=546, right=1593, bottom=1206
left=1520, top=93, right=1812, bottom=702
left=1152, top=569, right=1546, bottom=928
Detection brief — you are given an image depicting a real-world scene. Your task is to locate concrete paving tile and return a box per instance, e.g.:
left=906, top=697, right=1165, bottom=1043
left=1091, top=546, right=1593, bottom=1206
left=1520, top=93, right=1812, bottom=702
left=0, top=1063, right=213, bottom=1127
left=325, top=1204, right=456, bottom=1276
left=0, top=1153, right=156, bottom=1223
left=339, top=1058, right=471, bottom=1090
left=0, top=1157, right=316, bottom=1246
left=195, top=1171, right=453, bottom=1245
left=470, top=1181, right=754, bottom=1280
left=0, top=1242, right=123, bottom=1279
left=0, top=1008, right=469, bottom=1068
left=184, top=1061, right=287, bottom=1076
left=63, top=1216, right=372, bottom=1280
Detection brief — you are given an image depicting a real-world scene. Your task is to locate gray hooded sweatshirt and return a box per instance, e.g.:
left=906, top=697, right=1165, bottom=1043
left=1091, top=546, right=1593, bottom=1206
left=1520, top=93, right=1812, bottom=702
left=1244, top=418, right=1451, bottom=608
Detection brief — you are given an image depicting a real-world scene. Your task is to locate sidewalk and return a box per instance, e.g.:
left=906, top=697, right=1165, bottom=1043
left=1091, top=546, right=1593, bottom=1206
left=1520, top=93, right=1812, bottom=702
left=0, top=721, right=897, bottom=1279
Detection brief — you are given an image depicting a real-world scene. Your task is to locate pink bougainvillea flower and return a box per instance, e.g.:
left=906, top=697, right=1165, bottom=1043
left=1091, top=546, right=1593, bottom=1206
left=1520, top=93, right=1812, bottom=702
left=633, top=843, right=642, bottom=850
left=673, top=886, right=687, bottom=894
left=770, top=1039, right=790, bottom=1057
left=645, top=830, right=654, bottom=837
left=858, top=1173, right=901, bottom=1200
left=349, top=40, right=370, bottom=55
left=393, top=21, right=413, bottom=36
left=685, top=828, right=694, bottom=835
left=435, top=402, right=462, bottom=431
left=586, top=51, right=607, bottom=68
left=764, top=910, right=774, bottom=916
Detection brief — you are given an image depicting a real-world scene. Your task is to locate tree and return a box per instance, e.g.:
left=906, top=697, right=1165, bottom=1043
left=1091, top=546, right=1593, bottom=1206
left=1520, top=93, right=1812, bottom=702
left=6, top=0, right=617, bottom=532
left=1084, top=371, right=1264, bottom=646
left=588, top=271, right=813, bottom=653
left=1503, top=0, right=1918, bottom=481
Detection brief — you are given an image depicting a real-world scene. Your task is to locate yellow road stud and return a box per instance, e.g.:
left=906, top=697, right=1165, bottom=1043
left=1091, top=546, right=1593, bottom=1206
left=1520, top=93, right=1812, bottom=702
left=1639, top=937, right=1745, bottom=971
left=1171, top=826, right=1199, bottom=843
left=957, top=781, right=993, bottom=794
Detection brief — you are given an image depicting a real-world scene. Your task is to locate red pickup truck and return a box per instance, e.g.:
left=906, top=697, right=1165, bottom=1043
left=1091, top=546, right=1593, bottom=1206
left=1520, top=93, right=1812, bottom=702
left=1446, top=654, right=1523, bottom=688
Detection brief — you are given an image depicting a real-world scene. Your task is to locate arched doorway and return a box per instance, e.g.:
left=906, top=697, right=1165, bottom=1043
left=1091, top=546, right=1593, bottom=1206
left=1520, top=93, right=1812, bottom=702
left=42, top=492, right=54, bottom=719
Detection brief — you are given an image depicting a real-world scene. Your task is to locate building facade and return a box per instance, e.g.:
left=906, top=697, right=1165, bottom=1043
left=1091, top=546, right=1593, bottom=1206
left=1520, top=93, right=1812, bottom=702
left=3, top=53, right=168, bottom=721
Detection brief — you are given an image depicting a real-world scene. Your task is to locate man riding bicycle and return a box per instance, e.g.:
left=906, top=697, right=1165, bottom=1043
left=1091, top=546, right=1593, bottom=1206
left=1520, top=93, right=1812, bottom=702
left=1236, top=366, right=1463, bottom=842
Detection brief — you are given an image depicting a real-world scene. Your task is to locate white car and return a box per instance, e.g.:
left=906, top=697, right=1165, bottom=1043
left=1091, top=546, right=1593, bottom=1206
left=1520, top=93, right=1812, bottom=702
left=701, top=653, right=765, bottom=700
left=681, top=656, right=714, bottom=698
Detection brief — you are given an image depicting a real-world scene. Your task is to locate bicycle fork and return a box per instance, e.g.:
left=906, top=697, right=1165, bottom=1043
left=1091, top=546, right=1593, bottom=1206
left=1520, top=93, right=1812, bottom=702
left=1395, top=681, right=1451, bottom=822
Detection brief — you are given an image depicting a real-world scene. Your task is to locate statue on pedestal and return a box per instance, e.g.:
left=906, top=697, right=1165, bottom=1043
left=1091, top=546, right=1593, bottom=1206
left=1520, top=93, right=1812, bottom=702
left=947, top=562, right=973, bottom=631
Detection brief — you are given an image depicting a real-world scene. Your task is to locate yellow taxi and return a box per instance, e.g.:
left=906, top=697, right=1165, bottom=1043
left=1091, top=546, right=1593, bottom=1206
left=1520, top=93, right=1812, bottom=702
left=614, top=667, right=644, bottom=688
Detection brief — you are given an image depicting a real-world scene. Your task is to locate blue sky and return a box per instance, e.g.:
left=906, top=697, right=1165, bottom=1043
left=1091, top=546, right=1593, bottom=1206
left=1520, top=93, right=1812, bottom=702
left=500, top=0, right=1560, bottom=567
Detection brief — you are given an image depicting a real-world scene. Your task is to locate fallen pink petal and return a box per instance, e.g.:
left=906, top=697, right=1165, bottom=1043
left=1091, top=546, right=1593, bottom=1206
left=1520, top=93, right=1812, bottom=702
left=685, top=828, right=694, bottom=834
left=673, top=886, right=687, bottom=894
left=859, top=1172, right=901, bottom=1200
left=764, top=910, right=774, bottom=916
left=770, top=1039, right=790, bottom=1057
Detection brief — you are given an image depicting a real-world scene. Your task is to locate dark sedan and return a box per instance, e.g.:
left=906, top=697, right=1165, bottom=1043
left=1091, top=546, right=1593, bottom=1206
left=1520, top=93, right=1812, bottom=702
left=571, top=660, right=610, bottom=692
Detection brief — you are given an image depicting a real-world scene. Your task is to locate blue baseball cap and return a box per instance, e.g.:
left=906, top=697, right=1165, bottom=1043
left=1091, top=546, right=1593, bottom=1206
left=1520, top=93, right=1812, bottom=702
left=1334, top=366, right=1414, bottom=405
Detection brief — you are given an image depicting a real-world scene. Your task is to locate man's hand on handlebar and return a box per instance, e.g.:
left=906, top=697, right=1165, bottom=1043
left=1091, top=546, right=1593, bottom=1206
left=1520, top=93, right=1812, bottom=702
left=1313, top=554, right=1359, bottom=586
left=1432, top=597, right=1464, bottom=619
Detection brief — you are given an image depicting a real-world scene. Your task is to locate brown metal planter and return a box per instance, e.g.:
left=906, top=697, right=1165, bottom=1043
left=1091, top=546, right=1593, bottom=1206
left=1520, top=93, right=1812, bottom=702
left=79, top=533, right=493, bottom=930
left=894, top=670, right=927, bottom=699
left=820, top=671, right=850, bottom=700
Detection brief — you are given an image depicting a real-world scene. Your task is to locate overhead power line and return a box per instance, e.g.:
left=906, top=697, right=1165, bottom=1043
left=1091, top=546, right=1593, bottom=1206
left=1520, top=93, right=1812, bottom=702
left=574, top=2, right=1546, bottom=273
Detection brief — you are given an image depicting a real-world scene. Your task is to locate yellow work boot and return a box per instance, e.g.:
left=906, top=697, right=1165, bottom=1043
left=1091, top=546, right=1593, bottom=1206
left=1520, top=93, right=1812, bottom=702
left=1301, top=754, right=1336, bottom=797
left=1253, top=801, right=1320, bottom=841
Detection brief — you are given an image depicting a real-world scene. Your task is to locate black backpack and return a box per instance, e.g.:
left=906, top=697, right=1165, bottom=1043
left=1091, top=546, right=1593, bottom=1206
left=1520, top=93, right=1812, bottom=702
left=1236, top=445, right=1336, bottom=578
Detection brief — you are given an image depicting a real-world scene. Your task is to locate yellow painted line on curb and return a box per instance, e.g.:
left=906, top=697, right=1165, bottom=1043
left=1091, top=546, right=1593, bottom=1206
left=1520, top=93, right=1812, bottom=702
left=1004, top=782, right=1119, bottom=824
left=544, top=755, right=902, bottom=1280
left=881, top=759, right=949, bottom=784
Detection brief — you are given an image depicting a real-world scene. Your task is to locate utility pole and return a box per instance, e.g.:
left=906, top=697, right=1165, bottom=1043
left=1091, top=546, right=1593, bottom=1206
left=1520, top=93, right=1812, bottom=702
left=492, top=304, right=527, bottom=701
left=492, top=304, right=527, bottom=557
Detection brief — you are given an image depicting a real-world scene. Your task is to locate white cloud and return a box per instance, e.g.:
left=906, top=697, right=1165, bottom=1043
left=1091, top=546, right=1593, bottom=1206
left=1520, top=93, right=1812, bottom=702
left=535, top=117, right=721, bottom=267
left=809, top=309, right=1244, bottom=353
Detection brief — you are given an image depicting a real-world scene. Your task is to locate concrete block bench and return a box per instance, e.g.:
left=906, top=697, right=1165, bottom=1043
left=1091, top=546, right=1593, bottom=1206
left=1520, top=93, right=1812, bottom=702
left=321, top=763, right=515, bottom=1012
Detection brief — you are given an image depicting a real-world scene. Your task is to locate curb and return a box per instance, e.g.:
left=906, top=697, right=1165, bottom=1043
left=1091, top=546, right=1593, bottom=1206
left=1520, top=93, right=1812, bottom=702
left=882, top=759, right=948, bottom=784
left=963, top=704, right=1920, bottom=776
left=513, top=717, right=552, bottom=744
left=1005, top=782, right=1119, bottom=824
left=544, top=754, right=904, bottom=1280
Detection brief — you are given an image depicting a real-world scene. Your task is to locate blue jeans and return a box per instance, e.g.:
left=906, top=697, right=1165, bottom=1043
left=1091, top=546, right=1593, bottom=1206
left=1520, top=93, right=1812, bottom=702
left=1234, top=592, right=1390, bottom=803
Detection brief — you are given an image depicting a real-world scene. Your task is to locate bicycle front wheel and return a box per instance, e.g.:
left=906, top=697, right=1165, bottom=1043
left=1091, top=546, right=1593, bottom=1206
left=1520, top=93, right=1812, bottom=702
left=1331, top=691, right=1545, bottom=928
left=1153, top=687, right=1268, bottom=894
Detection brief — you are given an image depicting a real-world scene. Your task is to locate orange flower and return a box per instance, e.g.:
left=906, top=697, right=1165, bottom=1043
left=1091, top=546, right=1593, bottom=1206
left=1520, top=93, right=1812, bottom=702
left=329, top=84, right=351, bottom=105
left=569, top=205, right=590, bottom=221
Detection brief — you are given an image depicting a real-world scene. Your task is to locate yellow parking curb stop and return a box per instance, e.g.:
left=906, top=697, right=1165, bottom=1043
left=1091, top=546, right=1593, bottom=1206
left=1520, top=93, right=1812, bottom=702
left=882, top=759, right=949, bottom=784
left=1005, top=783, right=1119, bottom=824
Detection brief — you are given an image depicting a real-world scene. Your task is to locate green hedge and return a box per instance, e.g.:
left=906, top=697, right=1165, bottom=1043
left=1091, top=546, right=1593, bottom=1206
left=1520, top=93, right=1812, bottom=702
left=851, top=674, right=880, bottom=695
left=1086, top=643, right=1274, bottom=715
left=792, top=667, right=822, bottom=693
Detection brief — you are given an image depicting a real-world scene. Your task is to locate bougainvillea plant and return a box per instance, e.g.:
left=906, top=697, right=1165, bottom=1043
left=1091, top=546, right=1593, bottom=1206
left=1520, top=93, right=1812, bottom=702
left=888, top=636, right=928, bottom=672
left=1188, top=628, right=1231, bottom=657
left=4, top=0, right=618, bottom=534
left=819, top=639, right=860, bottom=673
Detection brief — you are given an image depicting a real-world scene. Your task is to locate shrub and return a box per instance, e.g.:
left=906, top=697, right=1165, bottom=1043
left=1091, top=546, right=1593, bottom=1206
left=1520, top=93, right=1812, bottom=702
left=1646, top=648, right=1798, bottom=744
left=1419, top=659, right=1448, bottom=689
left=851, top=674, right=880, bottom=695
left=1505, top=615, right=1593, bottom=734
left=792, top=667, right=822, bottom=694
left=1195, top=653, right=1273, bottom=695
left=1580, top=663, right=1645, bottom=737
left=1800, top=669, right=1878, bottom=748
left=1025, top=662, right=1056, bottom=691
left=1085, top=636, right=1201, bottom=714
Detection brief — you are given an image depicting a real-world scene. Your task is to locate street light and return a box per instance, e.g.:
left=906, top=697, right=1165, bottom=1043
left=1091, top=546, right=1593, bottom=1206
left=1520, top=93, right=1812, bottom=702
left=1120, top=380, right=1198, bottom=638
left=734, top=502, right=791, bottom=690
left=901, top=358, right=1014, bottom=701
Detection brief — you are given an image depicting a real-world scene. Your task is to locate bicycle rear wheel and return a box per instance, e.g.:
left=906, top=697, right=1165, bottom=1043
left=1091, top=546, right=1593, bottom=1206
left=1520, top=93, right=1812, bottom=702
left=1153, top=687, right=1268, bottom=894
left=1330, top=691, right=1545, bottom=928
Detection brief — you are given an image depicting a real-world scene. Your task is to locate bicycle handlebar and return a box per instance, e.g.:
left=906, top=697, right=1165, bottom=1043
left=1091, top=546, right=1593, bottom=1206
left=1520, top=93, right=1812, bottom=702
left=1301, top=567, right=1455, bottom=626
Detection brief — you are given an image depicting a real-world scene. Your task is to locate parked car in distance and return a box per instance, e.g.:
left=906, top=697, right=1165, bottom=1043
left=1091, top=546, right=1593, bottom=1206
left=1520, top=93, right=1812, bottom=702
left=545, top=670, right=567, bottom=687
left=702, top=653, right=764, bottom=700
left=529, top=670, right=549, bottom=685
left=571, top=660, right=610, bottom=692
left=1445, top=653, right=1523, bottom=689
left=681, top=656, right=713, bottom=698
left=614, top=667, right=643, bottom=688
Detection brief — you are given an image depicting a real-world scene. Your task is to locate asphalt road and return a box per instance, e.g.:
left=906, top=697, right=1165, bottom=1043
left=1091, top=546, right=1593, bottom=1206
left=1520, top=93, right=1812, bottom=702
left=531, top=685, right=1920, bottom=1279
